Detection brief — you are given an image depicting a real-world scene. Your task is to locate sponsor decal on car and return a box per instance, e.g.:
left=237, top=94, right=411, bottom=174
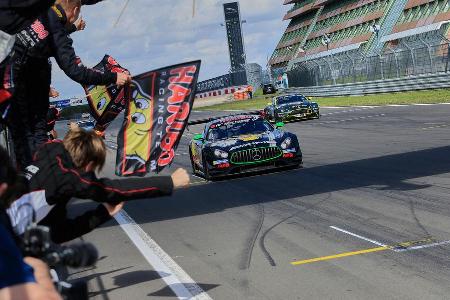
left=210, top=139, right=238, bottom=147
left=213, top=159, right=229, bottom=166
left=230, top=140, right=276, bottom=151
left=239, top=134, right=260, bottom=142
left=282, top=148, right=297, bottom=153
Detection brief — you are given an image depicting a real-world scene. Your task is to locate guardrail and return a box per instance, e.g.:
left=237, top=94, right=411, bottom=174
left=288, top=72, right=450, bottom=97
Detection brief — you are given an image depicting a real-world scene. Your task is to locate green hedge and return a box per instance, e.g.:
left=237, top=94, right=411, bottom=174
left=59, top=105, right=91, bottom=119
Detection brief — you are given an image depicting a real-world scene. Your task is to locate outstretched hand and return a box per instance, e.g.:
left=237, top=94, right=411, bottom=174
left=103, top=202, right=124, bottom=216
left=74, top=17, right=86, bottom=31
left=116, top=73, right=132, bottom=86
left=49, top=87, right=59, bottom=98
left=171, top=168, right=190, bottom=189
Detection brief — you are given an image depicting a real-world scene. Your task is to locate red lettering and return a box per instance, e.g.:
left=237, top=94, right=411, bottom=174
left=167, top=121, right=184, bottom=132
left=166, top=102, right=190, bottom=125
left=107, top=56, right=118, bottom=66
left=111, top=66, right=124, bottom=74
left=31, top=20, right=48, bottom=40
left=169, top=66, right=197, bottom=84
left=161, top=132, right=179, bottom=152
left=158, top=149, right=175, bottom=166
left=168, top=84, right=190, bottom=104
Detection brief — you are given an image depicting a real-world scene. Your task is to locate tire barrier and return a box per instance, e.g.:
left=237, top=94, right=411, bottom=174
left=233, top=90, right=248, bottom=100
left=195, top=85, right=248, bottom=99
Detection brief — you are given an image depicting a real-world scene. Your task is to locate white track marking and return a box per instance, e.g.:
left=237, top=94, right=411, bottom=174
left=422, top=123, right=449, bottom=130
left=115, top=211, right=213, bottom=300
left=331, top=226, right=450, bottom=254
left=395, top=240, right=450, bottom=252
left=316, top=114, right=386, bottom=125
left=330, top=226, right=388, bottom=247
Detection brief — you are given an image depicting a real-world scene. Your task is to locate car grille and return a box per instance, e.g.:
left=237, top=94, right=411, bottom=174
left=230, top=147, right=282, bottom=165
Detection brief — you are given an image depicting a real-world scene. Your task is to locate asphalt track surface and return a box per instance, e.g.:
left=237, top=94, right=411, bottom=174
left=58, top=104, right=450, bottom=299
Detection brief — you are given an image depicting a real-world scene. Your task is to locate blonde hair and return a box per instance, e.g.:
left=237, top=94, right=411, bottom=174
left=63, top=127, right=106, bottom=172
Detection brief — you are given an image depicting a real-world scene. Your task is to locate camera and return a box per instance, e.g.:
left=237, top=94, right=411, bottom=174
left=22, top=225, right=99, bottom=268
left=22, top=224, right=98, bottom=300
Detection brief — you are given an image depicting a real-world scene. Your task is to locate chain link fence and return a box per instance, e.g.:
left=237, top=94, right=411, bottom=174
left=288, top=42, right=450, bottom=87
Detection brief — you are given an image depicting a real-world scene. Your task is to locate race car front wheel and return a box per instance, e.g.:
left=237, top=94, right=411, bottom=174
left=189, top=149, right=199, bottom=175
left=202, top=153, right=212, bottom=181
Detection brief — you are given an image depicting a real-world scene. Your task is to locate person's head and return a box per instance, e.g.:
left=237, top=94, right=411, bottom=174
left=56, top=0, right=82, bottom=24
left=0, top=147, right=19, bottom=208
left=63, top=125, right=106, bottom=173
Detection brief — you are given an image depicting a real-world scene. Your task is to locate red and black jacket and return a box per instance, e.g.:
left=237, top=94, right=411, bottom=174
left=26, top=141, right=173, bottom=243
left=28, top=141, right=174, bottom=205
left=5, top=4, right=116, bottom=88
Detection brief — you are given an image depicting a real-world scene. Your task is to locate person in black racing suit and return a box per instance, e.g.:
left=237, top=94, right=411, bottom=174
left=3, top=0, right=130, bottom=169
left=0, top=0, right=56, bottom=34
left=17, top=126, right=190, bottom=243
left=0, top=0, right=104, bottom=34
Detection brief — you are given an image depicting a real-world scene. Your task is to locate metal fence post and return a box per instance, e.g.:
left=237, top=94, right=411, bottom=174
left=329, top=54, right=337, bottom=85
left=386, top=46, right=400, bottom=78
left=310, top=59, right=321, bottom=86
left=418, top=36, right=434, bottom=73
left=333, top=55, right=343, bottom=84
left=344, top=52, right=355, bottom=83
left=379, top=54, right=384, bottom=80
left=446, top=42, right=450, bottom=73
left=401, top=41, right=416, bottom=75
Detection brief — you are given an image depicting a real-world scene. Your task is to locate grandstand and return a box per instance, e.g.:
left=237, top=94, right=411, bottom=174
left=269, top=0, right=450, bottom=87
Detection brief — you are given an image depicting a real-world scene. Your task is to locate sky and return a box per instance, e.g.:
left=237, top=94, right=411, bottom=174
left=51, top=0, right=289, bottom=99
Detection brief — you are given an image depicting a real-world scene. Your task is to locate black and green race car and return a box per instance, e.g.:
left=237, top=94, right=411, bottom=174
left=188, top=114, right=302, bottom=180
left=263, top=93, right=320, bottom=123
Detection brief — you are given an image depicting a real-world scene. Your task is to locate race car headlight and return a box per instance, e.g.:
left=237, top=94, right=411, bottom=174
left=281, top=137, right=292, bottom=149
left=214, top=149, right=229, bottom=159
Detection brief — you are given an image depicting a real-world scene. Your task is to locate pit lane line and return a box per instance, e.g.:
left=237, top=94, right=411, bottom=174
left=114, top=210, right=213, bottom=300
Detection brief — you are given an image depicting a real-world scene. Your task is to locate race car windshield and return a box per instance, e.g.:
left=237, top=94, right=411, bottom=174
left=78, top=121, right=95, bottom=129
left=207, top=119, right=272, bottom=141
left=276, top=95, right=307, bottom=106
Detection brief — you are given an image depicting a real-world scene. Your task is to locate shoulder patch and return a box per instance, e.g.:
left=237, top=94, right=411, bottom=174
left=51, top=5, right=63, bottom=18
left=24, top=165, right=40, bottom=180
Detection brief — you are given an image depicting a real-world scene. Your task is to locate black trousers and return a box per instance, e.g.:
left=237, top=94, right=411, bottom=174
left=7, top=58, right=50, bottom=169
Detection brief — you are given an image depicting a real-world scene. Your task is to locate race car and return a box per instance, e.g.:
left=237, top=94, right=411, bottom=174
left=263, top=93, right=320, bottom=123
left=76, top=119, right=96, bottom=131
left=262, top=83, right=276, bottom=95
left=188, top=114, right=302, bottom=180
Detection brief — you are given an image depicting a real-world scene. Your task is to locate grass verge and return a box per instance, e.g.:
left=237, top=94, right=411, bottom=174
left=196, top=88, right=450, bottom=111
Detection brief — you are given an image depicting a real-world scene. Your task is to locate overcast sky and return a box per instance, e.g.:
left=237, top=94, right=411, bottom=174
left=51, top=0, right=288, bottom=99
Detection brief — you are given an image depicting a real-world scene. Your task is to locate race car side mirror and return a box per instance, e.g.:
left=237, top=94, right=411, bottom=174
left=193, top=134, right=204, bottom=141
left=275, top=122, right=285, bottom=128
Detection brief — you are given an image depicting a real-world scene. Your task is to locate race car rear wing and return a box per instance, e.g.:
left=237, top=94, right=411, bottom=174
left=188, top=110, right=263, bottom=126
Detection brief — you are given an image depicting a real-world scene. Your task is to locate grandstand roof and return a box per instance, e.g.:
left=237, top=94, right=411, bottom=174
left=381, top=21, right=450, bottom=43
left=270, top=0, right=450, bottom=69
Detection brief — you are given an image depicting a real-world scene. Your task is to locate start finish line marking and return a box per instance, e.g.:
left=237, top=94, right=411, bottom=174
left=291, top=226, right=450, bottom=266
